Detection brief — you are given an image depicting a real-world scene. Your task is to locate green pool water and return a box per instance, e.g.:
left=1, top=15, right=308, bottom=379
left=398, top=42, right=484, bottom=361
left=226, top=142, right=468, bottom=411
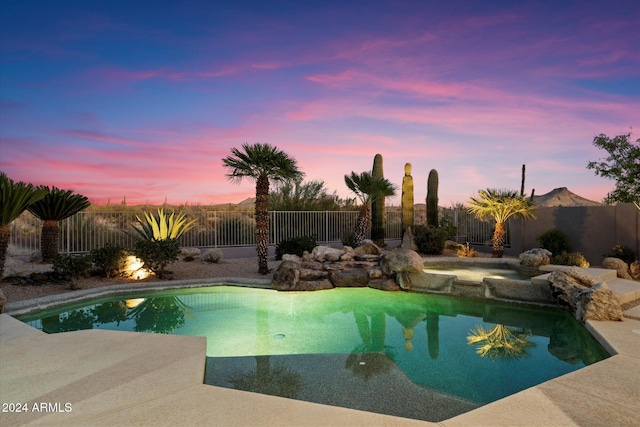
left=18, top=286, right=609, bottom=422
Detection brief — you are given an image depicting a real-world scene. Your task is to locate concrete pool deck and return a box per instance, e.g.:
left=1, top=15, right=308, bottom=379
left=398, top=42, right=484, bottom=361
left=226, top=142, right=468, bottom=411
left=1, top=273, right=639, bottom=426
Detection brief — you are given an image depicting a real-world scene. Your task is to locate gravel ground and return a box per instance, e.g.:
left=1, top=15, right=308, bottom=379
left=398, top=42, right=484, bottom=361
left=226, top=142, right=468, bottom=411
left=1, top=257, right=282, bottom=304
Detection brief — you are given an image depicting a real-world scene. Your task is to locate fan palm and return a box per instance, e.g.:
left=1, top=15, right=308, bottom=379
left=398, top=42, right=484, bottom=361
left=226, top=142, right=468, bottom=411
left=222, top=143, right=303, bottom=274
left=344, top=171, right=397, bottom=247
left=0, top=172, right=48, bottom=276
left=467, top=188, right=536, bottom=257
left=28, top=187, right=91, bottom=262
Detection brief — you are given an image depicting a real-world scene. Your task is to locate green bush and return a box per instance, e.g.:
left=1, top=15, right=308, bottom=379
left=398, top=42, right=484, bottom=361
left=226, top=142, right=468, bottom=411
left=603, top=244, right=636, bottom=265
left=551, top=251, right=590, bottom=267
left=413, top=225, right=448, bottom=255
left=275, top=235, right=317, bottom=260
left=91, top=243, right=128, bottom=278
left=52, top=254, right=93, bottom=279
left=536, top=229, right=571, bottom=256
left=133, top=238, right=180, bottom=278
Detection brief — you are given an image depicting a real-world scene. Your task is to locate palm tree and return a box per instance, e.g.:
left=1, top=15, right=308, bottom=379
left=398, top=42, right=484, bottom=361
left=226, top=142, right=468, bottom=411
left=27, top=187, right=91, bottom=262
left=467, top=188, right=536, bottom=258
left=222, top=143, right=303, bottom=274
left=467, top=324, right=535, bottom=360
left=344, top=171, right=397, bottom=247
left=0, top=172, right=48, bottom=276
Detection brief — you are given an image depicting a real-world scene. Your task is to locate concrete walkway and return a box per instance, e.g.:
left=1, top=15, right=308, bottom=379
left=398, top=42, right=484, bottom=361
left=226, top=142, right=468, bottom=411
left=1, top=273, right=639, bottom=426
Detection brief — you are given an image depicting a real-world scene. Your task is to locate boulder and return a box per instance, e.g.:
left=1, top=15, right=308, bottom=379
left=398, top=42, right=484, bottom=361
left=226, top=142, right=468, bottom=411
left=282, top=254, right=301, bottom=263
left=301, top=260, right=324, bottom=271
left=575, top=283, right=623, bottom=322
left=311, top=245, right=344, bottom=262
left=382, top=248, right=424, bottom=275
left=179, top=247, right=201, bottom=260
left=519, top=248, right=551, bottom=268
left=330, top=269, right=369, bottom=287
left=547, top=270, right=622, bottom=321
left=300, top=268, right=329, bottom=281
left=401, top=227, right=419, bottom=251
left=631, top=261, right=640, bottom=281
left=272, top=261, right=301, bottom=291
left=295, top=280, right=333, bottom=291
left=444, top=240, right=465, bottom=251
left=368, top=278, right=401, bottom=291
left=367, top=267, right=383, bottom=279
left=396, top=271, right=454, bottom=292
left=354, top=241, right=382, bottom=256
left=601, top=257, right=633, bottom=280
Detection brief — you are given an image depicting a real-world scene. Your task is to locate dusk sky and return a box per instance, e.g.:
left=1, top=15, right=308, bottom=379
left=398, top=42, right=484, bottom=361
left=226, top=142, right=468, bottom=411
left=1, top=0, right=638, bottom=207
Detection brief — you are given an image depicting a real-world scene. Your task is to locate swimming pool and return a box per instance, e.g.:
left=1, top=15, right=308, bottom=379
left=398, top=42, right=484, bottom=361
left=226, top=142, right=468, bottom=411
left=17, top=286, right=609, bottom=422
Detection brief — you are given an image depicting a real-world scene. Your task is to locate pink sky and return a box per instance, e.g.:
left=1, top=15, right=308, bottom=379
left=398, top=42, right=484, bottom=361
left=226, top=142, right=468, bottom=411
left=1, top=1, right=638, bottom=206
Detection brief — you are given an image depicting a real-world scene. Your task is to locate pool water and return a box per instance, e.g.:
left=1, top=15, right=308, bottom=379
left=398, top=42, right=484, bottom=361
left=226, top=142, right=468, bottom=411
left=423, top=265, right=534, bottom=281
left=18, top=286, right=609, bottom=422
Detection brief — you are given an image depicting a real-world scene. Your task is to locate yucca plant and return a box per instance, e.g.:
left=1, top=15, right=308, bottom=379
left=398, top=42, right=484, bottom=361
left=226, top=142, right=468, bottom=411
left=27, top=187, right=91, bottom=262
left=128, top=208, right=196, bottom=241
left=0, top=172, right=48, bottom=276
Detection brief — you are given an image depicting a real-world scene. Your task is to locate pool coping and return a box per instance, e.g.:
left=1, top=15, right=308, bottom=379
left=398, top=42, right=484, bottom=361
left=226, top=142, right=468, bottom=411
left=1, top=274, right=639, bottom=426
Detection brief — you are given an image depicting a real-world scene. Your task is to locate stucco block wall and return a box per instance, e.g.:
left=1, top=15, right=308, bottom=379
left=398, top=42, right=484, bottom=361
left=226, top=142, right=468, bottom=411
left=506, top=203, right=639, bottom=266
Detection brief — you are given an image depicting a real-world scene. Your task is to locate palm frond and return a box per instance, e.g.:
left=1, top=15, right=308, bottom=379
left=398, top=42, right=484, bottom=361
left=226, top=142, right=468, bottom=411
left=0, top=172, right=48, bottom=226
left=26, top=186, right=90, bottom=221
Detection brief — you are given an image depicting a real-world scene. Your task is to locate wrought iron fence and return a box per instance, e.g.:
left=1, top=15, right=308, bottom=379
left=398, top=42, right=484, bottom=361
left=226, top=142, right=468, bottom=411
left=8, top=208, right=498, bottom=255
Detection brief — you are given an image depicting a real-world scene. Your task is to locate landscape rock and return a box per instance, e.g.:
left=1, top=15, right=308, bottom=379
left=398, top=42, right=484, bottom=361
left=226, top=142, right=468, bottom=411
left=301, top=260, right=324, bottom=270
left=294, top=280, right=333, bottom=291
left=330, top=268, right=369, bottom=287
left=444, top=240, right=465, bottom=251
left=601, top=257, right=633, bottom=280
left=401, top=227, right=419, bottom=251
left=368, top=278, right=401, bottom=291
left=547, top=270, right=622, bottom=322
left=354, top=241, right=382, bottom=256
left=311, top=245, right=345, bottom=262
left=575, top=283, right=623, bottom=322
left=396, top=271, right=454, bottom=292
left=179, top=247, right=201, bottom=260
left=282, top=254, right=301, bottom=263
left=631, top=261, right=640, bottom=281
left=272, top=262, right=300, bottom=291
left=519, top=248, right=551, bottom=268
left=382, top=248, right=424, bottom=274
left=367, top=267, right=383, bottom=279
left=300, top=268, right=329, bottom=281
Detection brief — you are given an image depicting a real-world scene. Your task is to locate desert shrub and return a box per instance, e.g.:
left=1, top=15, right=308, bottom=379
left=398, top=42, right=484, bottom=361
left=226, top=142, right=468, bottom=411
left=551, top=251, right=590, bottom=267
left=439, top=217, right=458, bottom=240
left=276, top=235, right=317, bottom=260
left=133, top=238, right=180, bottom=278
left=457, top=243, right=478, bottom=258
left=202, top=248, right=224, bottom=263
left=52, top=254, right=93, bottom=280
left=603, top=244, right=636, bottom=265
left=536, top=229, right=571, bottom=256
left=91, top=243, right=128, bottom=277
left=341, top=231, right=356, bottom=248
left=413, top=225, right=448, bottom=255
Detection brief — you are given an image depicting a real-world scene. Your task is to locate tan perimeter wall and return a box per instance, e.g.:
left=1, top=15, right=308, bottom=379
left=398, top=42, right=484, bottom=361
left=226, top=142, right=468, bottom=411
left=505, top=203, right=639, bottom=266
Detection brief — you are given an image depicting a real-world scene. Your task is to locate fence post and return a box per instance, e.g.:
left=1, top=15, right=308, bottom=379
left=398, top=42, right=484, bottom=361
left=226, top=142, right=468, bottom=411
left=214, top=211, right=218, bottom=248
left=66, top=216, right=71, bottom=254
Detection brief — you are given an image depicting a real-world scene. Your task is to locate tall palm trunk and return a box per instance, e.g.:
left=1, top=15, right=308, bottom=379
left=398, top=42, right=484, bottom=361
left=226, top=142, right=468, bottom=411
left=353, top=204, right=370, bottom=247
left=255, top=175, right=270, bottom=275
left=492, top=221, right=507, bottom=258
left=41, top=219, right=60, bottom=263
left=0, top=224, right=10, bottom=277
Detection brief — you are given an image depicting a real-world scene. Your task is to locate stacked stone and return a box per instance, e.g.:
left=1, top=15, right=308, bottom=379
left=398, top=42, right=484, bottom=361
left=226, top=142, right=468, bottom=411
left=272, top=242, right=400, bottom=292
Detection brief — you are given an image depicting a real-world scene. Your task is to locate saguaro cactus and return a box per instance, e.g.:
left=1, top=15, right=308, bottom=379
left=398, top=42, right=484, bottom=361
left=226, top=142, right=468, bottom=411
left=520, top=164, right=526, bottom=197
left=371, top=154, right=386, bottom=244
left=426, top=169, right=439, bottom=227
left=401, top=163, right=414, bottom=234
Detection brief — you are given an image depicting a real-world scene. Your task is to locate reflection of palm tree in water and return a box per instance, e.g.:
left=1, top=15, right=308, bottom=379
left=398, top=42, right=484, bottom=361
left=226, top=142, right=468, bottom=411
left=425, top=313, right=440, bottom=359
left=228, top=297, right=303, bottom=398
left=347, top=309, right=395, bottom=380
left=128, top=296, right=192, bottom=334
left=467, top=324, right=535, bottom=360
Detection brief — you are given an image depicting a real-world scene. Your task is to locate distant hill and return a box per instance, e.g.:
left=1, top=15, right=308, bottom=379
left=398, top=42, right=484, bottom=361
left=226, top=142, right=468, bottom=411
left=532, top=187, right=601, bottom=207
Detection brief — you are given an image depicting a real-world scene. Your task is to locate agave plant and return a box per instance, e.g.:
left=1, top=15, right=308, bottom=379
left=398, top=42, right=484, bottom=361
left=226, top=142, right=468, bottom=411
left=128, top=208, right=196, bottom=241
left=467, top=324, right=535, bottom=360
left=27, top=187, right=91, bottom=262
left=0, top=172, right=48, bottom=276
